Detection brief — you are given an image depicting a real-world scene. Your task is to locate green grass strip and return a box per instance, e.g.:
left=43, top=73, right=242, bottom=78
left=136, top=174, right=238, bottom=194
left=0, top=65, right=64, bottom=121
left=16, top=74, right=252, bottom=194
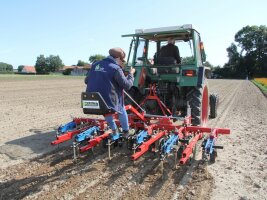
left=252, top=80, right=267, bottom=97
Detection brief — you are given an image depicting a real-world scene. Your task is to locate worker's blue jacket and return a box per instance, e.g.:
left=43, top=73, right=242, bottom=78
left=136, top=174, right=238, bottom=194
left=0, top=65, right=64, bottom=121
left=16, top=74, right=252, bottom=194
left=85, top=56, right=134, bottom=113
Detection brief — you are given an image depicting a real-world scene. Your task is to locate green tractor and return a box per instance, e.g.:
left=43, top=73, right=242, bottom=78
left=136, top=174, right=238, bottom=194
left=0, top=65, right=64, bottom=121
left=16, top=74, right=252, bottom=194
left=123, top=24, right=215, bottom=126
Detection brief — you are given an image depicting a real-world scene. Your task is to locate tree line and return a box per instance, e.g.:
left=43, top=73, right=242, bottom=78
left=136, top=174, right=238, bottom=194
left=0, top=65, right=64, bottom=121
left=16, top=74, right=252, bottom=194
left=213, top=25, right=267, bottom=79
left=33, top=54, right=106, bottom=74
left=0, top=54, right=106, bottom=74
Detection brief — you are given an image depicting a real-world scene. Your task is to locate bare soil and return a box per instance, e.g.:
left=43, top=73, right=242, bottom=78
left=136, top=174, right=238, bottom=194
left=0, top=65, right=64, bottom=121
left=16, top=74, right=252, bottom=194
left=0, top=78, right=266, bottom=200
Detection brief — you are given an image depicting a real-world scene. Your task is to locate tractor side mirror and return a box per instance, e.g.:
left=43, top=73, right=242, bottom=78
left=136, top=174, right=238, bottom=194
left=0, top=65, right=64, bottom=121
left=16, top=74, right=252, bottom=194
left=200, top=42, right=206, bottom=62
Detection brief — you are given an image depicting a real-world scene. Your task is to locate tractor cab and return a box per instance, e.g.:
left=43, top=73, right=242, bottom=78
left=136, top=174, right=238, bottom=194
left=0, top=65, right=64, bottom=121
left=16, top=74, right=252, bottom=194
left=122, top=24, right=207, bottom=89
left=123, top=24, right=210, bottom=126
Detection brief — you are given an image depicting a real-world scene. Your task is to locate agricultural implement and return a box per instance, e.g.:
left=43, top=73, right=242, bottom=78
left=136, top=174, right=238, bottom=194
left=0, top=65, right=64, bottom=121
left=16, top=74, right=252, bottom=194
left=52, top=24, right=230, bottom=170
left=51, top=87, right=229, bottom=167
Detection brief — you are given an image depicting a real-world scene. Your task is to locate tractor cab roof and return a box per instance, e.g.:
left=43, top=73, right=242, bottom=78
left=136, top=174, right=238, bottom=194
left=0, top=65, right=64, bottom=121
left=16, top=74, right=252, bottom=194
left=122, top=24, right=199, bottom=42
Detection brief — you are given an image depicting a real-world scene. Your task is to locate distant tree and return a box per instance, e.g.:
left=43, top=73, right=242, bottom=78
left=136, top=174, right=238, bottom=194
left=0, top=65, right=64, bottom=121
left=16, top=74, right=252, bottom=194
left=77, top=60, right=89, bottom=66
left=0, top=62, right=13, bottom=73
left=17, top=65, right=24, bottom=72
left=62, top=68, right=73, bottom=75
left=226, top=43, right=240, bottom=65
left=203, top=61, right=214, bottom=69
left=213, top=65, right=231, bottom=78
left=35, top=54, right=64, bottom=74
left=46, top=55, right=64, bottom=72
left=234, top=25, right=267, bottom=77
left=35, top=55, right=47, bottom=74
left=89, top=54, right=106, bottom=63
left=181, top=56, right=194, bottom=64
left=224, top=43, right=246, bottom=78
left=220, top=25, right=267, bottom=78
left=6, top=64, right=13, bottom=72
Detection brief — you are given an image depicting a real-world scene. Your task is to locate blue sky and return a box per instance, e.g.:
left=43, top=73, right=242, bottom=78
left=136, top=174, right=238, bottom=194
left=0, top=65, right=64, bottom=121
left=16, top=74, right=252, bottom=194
left=0, top=0, right=266, bottom=68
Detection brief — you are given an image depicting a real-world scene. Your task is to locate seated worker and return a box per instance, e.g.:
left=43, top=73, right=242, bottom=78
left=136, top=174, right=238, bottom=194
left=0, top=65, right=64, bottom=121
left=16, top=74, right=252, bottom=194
left=157, top=38, right=181, bottom=65
left=84, top=47, right=135, bottom=137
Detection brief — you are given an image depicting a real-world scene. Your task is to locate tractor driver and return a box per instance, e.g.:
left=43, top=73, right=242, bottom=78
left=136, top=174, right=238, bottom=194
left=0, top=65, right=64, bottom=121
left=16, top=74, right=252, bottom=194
left=85, top=47, right=135, bottom=137
left=157, top=38, right=181, bottom=65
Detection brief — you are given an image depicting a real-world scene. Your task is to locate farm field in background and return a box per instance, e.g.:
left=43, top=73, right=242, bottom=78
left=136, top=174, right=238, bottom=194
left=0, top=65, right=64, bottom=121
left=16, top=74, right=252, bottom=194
left=0, top=74, right=85, bottom=82
left=254, top=78, right=267, bottom=86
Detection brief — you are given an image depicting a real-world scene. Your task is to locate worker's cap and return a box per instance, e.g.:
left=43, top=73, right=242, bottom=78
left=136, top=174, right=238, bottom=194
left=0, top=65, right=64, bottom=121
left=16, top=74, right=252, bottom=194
left=109, top=47, right=126, bottom=62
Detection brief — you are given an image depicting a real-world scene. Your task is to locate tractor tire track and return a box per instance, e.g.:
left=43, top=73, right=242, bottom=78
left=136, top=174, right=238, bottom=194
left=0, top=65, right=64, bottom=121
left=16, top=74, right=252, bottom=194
left=208, top=80, right=242, bottom=127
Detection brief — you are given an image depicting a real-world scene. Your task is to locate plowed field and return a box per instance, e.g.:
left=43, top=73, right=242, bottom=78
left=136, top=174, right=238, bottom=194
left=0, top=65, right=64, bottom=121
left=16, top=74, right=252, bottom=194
left=0, top=77, right=266, bottom=200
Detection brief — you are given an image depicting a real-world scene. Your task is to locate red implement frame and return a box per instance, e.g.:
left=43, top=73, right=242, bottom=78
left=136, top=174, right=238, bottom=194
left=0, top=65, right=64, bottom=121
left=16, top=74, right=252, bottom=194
left=140, top=84, right=172, bottom=116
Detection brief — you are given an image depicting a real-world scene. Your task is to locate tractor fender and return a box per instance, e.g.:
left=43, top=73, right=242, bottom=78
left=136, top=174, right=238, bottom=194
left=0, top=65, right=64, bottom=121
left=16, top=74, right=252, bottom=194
left=197, top=66, right=211, bottom=87
left=133, top=67, right=146, bottom=88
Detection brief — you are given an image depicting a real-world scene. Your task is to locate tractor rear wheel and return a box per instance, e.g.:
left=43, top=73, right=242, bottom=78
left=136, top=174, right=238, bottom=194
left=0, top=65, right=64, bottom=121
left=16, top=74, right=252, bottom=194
left=186, top=80, right=209, bottom=126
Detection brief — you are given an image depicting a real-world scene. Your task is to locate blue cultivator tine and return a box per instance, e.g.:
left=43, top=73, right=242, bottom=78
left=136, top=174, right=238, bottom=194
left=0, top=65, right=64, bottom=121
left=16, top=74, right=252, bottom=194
left=136, top=130, right=148, bottom=144
left=205, top=137, right=215, bottom=154
left=162, top=134, right=179, bottom=154
left=75, top=126, right=99, bottom=143
left=58, top=121, right=77, bottom=134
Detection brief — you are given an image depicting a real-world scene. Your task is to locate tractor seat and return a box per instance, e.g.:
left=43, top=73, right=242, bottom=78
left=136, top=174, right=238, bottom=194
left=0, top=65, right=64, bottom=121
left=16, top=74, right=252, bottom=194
left=154, top=56, right=179, bottom=74
left=81, top=92, right=116, bottom=115
left=157, top=57, right=176, bottom=65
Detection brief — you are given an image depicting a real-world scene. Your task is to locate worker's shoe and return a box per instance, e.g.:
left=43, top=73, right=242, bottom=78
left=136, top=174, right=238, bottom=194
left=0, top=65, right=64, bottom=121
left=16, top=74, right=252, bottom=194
left=122, top=129, right=136, bottom=140
left=109, top=129, right=121, bottom=141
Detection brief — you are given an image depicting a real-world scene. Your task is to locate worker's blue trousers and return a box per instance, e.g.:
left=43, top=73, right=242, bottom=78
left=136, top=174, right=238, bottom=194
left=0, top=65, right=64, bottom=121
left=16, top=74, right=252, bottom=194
left=105, top=107, right=129, bottom=133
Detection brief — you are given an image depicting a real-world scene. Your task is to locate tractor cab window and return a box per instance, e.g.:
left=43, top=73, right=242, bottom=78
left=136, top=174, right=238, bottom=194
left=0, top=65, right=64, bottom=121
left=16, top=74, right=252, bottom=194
left=158, top=39, right=195, bottom=64
left=127, top=38, right=146, bottom=66
left=177, top=39, right=195, bottom=64
left=147, top=38, right=195, bottom=65
left=128, top=38, right=156, bottom=66
left=128, top=36, right=195, bottom=66
left=135, top=39, right=146, bottom=66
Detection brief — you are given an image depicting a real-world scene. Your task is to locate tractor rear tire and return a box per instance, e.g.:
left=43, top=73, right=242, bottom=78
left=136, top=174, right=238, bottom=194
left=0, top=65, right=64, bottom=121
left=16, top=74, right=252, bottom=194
left=210, top=93, right=219, bottom=118
left=186, top=80, right=209, bottom=126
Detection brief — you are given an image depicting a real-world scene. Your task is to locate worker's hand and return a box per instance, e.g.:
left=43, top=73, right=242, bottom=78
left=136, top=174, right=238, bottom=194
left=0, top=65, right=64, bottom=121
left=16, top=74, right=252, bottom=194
left=129, top=67, right=135, bottom=75
left=116, top=58, right=126, bottom=69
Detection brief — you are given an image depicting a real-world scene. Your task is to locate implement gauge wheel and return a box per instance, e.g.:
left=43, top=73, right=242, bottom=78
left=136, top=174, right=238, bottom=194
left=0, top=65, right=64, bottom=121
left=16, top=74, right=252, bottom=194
left=210, top=93, right=219, bottom=118
left=210, top=150, right=217, bottom=163
left=186, top=79, right=209, bottom=126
